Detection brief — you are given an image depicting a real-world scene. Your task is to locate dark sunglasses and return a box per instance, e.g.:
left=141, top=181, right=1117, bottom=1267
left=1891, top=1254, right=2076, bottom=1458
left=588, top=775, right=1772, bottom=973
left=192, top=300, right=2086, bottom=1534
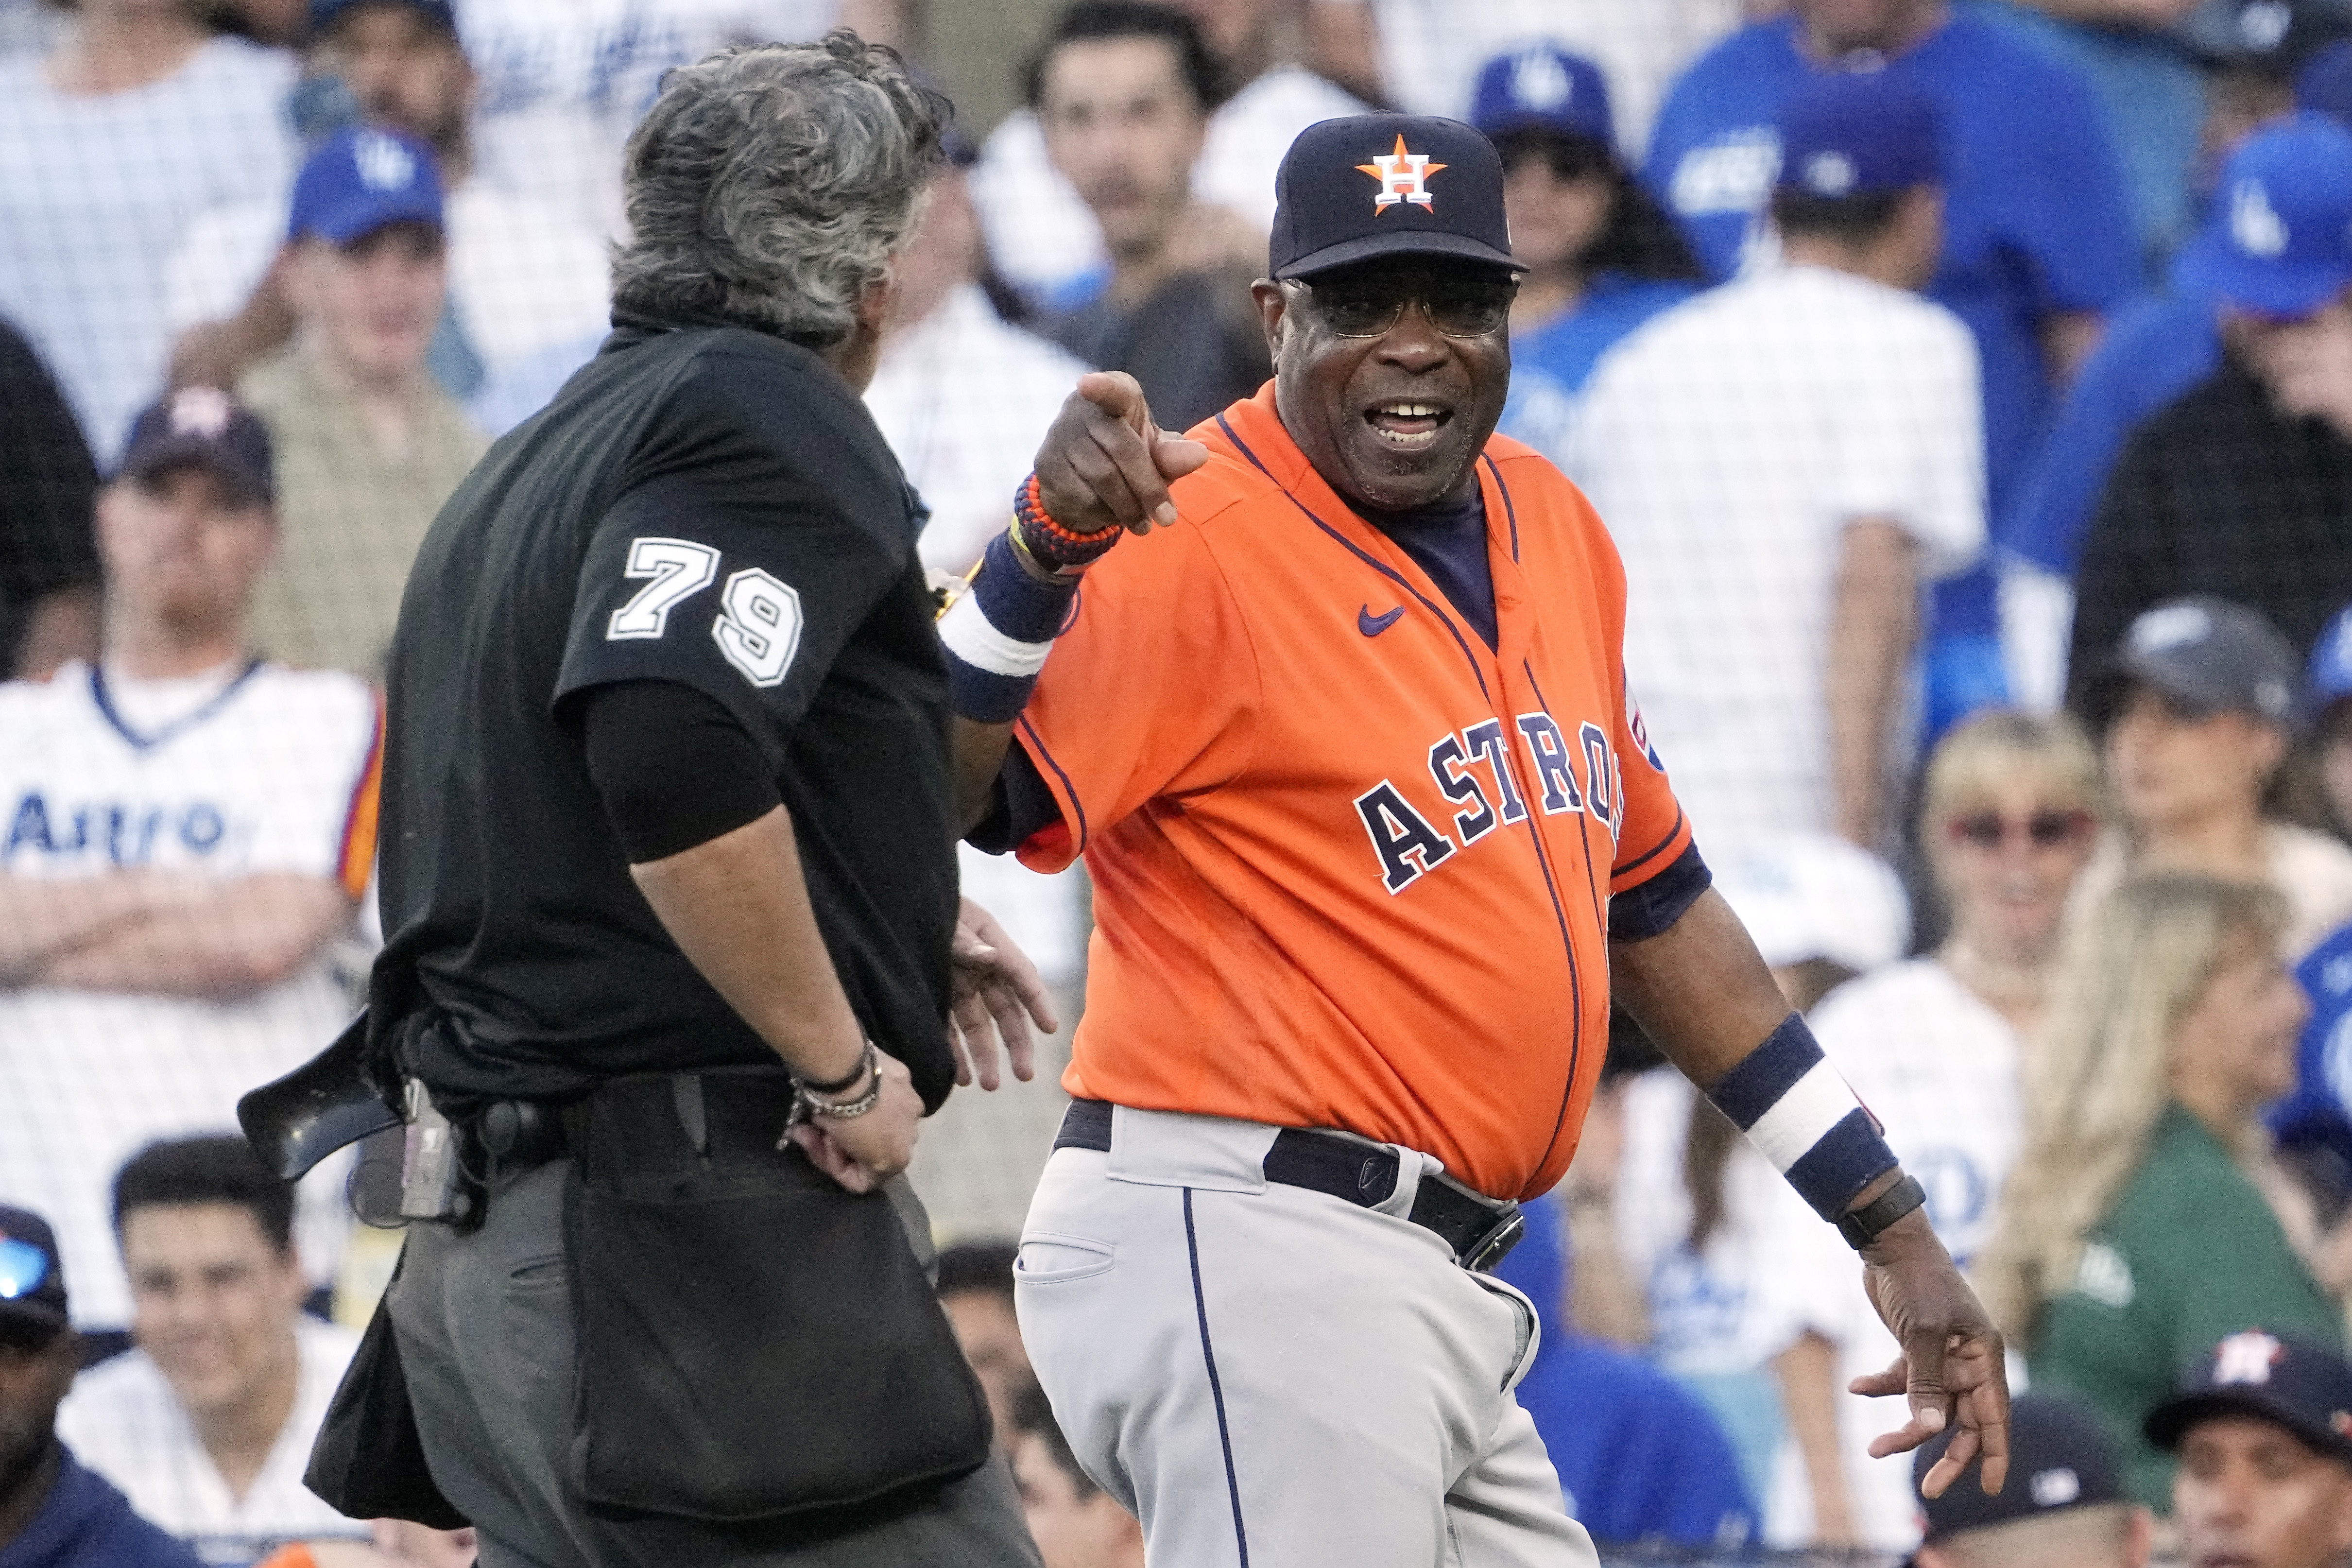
left=1292, top=276, right=1515, bottom=340
left=1944, top=809, right=2095, bottom=851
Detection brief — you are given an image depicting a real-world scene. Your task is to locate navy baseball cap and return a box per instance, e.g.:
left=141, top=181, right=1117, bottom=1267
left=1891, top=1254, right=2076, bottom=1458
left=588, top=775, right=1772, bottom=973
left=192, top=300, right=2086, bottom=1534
left=1914, top=1392, right=2123, bottom=1543
left=1469, top=44, right=1614, bottom=153
left=1269, top=114, right=1521, bottom=280
left=2148, top=1329, right=2352, bottom=1462
left=2174, top=114, right=2352, bottom=316
left=288, top=126, right=445, bottom=246
left=1775, top=71, right=1943, bottom=198
left=117, top=386, right=276, bottom=507
left=2310, top=603, right=2352, bottom=715
left=310, top=0, right=457, bottom=35
left=2085, top=596, right=2301, bottom=731
left=0, top=1205, right=69, bottom=1345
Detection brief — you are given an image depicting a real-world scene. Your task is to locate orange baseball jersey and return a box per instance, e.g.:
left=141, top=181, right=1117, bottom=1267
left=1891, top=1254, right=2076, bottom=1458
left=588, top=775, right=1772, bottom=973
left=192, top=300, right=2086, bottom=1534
left=1013, top=385, right=1694, bottom=1200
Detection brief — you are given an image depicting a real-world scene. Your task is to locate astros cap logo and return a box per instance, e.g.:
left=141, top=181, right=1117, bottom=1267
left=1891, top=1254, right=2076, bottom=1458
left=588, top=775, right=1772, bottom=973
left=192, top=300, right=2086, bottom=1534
left=1357, top=134, right=1446, bottom=214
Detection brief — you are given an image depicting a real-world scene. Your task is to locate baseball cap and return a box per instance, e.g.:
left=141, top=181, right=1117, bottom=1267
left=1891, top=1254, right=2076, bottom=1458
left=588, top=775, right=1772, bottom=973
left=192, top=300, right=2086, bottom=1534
left=288, top=126, right=445, bottom=247
left=1914, top=1392, right=2123, bottom=1543
left=2147, top=1329, right=2352, bottom=1462
left=2180, top=0, right=2352, bottom=73
left=2172, top=113, right=2352, bottom=317
left=1774, top=70, right=1942, bottom=199
left=1269, top=115, right=1520, bottom=280
left=309, top=0, right=457, bottom=36
left=1710, top=833, right=1911, bottom=974
left=2083, top=596, right=2301, bottom=732
left=0, top=1206, right=70, bottom=1346
left=1469, top=44, right=1615, bottom=153
left=2311, top=603, right=2352, bottom=716
left=116, top=386, right=276, bottom=508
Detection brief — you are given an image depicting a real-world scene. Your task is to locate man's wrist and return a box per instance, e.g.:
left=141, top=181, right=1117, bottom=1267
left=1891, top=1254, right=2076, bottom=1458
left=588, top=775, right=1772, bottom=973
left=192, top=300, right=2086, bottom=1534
left=1840, top=1172, right=1928, bottom=1251
left=797, top=1038, right=875, bottom=1099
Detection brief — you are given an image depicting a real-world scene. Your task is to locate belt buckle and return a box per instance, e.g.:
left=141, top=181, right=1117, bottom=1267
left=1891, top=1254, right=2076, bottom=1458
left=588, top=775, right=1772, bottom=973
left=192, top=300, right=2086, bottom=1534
left=1459, top=1206, right=1525, bottom=1273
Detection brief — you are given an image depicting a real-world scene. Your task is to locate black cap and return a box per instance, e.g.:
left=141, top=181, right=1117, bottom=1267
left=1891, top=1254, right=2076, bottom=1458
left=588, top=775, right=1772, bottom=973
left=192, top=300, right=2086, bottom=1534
left=2084, top=595, right=2300, bottom=731
left=0, top=1205, right=69, bottom=1345
left=1913, top=1392, right=2124, bottom=1542
left=1269, top=114, right=1521, bottom=280
left=117, top=387, right=276, bottom=508
left=2146, top=1329, right=2352, bottom=1463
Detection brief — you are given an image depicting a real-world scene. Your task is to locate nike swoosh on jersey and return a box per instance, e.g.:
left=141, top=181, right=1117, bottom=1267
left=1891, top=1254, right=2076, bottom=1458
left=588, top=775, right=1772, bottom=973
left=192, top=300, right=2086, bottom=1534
left=1358, top=605, right=1405, bottom=637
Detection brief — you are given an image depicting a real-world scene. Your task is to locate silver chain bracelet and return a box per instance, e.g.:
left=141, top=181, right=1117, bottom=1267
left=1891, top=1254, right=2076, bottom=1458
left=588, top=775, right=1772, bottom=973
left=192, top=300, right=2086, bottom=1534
left=790, top=1041, right=882, bottom=1127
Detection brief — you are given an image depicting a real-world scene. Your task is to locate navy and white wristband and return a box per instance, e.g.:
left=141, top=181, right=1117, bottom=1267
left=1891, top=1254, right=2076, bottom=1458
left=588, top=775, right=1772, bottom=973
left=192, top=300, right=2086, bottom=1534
left=1706, top=1013, right=1898, bottom=1226
left=939, top=530, right=1079, bottom=723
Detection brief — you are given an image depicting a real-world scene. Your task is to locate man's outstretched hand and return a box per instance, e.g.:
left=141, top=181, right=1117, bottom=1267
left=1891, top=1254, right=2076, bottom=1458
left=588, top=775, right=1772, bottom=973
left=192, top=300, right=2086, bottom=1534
left=947, top=895, right=1055, bottom=1090
left=1850, top=1206, right=2012, bottom=1499
left=1033, top=371, right=1209, bottom=536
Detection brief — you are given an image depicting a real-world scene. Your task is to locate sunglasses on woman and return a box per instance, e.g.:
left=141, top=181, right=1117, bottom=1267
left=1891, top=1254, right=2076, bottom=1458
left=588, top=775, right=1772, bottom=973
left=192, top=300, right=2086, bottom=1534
left=1944, top=809, right=2095, bottom=851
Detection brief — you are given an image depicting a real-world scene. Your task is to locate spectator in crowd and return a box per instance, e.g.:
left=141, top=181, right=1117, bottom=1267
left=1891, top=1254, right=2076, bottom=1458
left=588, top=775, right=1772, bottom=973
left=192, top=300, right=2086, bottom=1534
left=2003, top=114, right=2343, bottom=706
left=2148, top=1330, right=2352, bottom=1568
left=2314, top=605, right=2352, bottom=842
left=1646, top=0, right=2137, bottom=725
left=972, top=0, right=1365, bottom=306
left=56, top=1138, right=365, bottom=1565
left=1762, top=711, right=2102, bottom=1549
left=1488, top=1191, right=1759, bottom=1548
left=0, top=0, right=294, bottom=465
left=2074, top=598, right=2352, bottom=959
left=1027, top=2, right=1271, bottom=434
left=237, top=126, right=487, bottom=678
left=0, top=1205, right=202, bottom=1568
left=1009, top=1381, right=1142, bottom=1568
left=1979, top=874, right=2343, bottom=1509
left=1574, top=72, right=1984, bottom=856
left=935, top=1241, right=1033, bottom=1460
left=2067, top=117, right=2352, bottom=685
left=2183, top=0, right=2352, bottom=163
left=1910, top=1391, right=2153, bottom=1568
left=164, top=0, right=611, bottom=419
left=1607, top=833, right=1910, bottom=1526
left=0, top=388, right=378, bottom=1336
left=0, top=321, right=101, bottom=683
left=1465, top=42, right=1706, bottom=458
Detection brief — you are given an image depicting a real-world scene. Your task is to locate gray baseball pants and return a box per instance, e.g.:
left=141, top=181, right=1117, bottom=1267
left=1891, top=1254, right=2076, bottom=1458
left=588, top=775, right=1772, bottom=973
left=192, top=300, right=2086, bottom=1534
left=1014, top=1105, right=1601, bottom=1567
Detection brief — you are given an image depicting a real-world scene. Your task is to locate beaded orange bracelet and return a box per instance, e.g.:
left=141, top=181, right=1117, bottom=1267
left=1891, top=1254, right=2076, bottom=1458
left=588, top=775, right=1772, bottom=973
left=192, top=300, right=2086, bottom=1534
left=1015, top=472, right=1120, bottom=571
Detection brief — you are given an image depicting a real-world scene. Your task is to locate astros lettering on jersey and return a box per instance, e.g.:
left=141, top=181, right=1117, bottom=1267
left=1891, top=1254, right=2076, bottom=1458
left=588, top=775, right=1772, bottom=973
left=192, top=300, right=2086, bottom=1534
left=1012, top=386, right=1692, bottom=1201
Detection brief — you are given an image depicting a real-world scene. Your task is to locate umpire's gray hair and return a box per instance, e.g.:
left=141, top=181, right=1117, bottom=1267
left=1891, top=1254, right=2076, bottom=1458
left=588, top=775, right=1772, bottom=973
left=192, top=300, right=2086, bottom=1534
left=610, top=34, right=950, bottom=346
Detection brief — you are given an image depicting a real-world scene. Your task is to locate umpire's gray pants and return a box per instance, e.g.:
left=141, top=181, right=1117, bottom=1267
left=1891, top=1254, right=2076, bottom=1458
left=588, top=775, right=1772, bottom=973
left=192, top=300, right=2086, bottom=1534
left=388, top=1159, right=1040, bottom=1568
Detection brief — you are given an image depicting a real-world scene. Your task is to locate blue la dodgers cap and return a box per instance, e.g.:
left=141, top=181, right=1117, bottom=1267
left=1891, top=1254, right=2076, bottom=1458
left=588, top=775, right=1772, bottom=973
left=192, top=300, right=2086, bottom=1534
left=1269, top=114, right=1521, bottom=280
left=0, top=1205, right=69, bottom=1344
left=310, top=0, right=457, bottom=35
left=2174, top=113, right=2352, bottom=316
left=1913, top=1392, right=2123, bottom=1543
left=117, top=386, right=276, bottom=507
left=288, top=125, right=445, bottom=246
left=2310, top=603, right=2352, bottom=715
left=1469, top=43, right=1615, bottom=153
left=1774, top=70, right=1943, bottom=199
left=2148, top=1329, right=2352, bottom=1463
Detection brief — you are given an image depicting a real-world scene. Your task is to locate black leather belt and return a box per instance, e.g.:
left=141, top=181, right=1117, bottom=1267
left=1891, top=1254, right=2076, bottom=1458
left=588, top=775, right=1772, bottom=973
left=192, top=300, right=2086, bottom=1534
left=1053, top=1099, right=1525, bottom=1271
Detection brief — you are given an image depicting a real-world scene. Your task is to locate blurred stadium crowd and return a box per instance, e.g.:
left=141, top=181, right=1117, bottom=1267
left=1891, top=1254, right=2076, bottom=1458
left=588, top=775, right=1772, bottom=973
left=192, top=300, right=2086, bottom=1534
left=6, top=0, right=2352, bottom=1564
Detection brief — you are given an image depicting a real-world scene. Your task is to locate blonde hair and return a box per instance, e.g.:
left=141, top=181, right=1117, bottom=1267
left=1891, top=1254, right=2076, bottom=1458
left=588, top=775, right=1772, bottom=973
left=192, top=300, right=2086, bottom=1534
left=1975, top=874, right=2287, bottom=1340
left=1921, top=710, right=2101, bottom=844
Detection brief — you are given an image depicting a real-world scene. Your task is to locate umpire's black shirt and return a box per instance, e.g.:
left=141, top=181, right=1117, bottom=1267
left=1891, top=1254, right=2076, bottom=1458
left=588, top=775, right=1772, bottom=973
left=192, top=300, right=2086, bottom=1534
left=369, top=315, right=960, bottom=1111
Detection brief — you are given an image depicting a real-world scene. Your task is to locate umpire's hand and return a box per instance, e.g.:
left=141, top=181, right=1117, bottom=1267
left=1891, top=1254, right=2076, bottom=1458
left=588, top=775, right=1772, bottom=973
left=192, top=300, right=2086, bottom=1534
left=789, top=1051, right=923, bottom=1195
left=1033, top=371, right=1208, bottom=535
left=1850, top=1206, right=2012, bottom=1498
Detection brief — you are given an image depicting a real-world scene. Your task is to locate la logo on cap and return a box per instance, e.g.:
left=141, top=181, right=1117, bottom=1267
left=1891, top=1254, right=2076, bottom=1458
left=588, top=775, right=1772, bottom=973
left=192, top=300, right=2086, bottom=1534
left=354, top=130, right=418, bottom=193
left=2216, top=1329, right=2285, bottom=1386
left=2232, top=179, right=2289, bottom=258
left=169, top=385, right=233, bottom=439
left=1510, top=50, right=1571, bottom=111
left=1357, top=133, right=1446, bottom=214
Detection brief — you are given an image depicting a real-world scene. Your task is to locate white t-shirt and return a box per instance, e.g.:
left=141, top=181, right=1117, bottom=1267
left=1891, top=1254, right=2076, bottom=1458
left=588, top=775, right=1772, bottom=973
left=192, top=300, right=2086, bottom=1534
left=163, top=178, right=613, bottom=395
left=58, top=1317, right=369, bottom=1565
left=1754, top=958, right=2025, bottom=1552
left=1569, top=265, right=1986, bottom=859
left=0, top=39, right=296, bottom=462
left=1340, top=0, right=1741, bottom=151
left=864, top=282, right=1092, bottom=982
left=970, top=65, right=1366, bottom=300
left=0, top=660, right=377, bottom=1327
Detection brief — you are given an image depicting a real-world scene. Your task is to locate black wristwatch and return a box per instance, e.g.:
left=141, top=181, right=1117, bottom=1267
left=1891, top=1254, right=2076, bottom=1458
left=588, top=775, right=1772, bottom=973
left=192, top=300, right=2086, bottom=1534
left=1837, top=1173, right=1927, bottom=1251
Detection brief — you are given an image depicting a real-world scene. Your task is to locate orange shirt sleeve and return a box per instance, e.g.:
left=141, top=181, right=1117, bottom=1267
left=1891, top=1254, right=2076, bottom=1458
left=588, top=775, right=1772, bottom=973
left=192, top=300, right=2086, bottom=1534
left=335, top=695, right=385, bottom=900
left=1012, top=512, right=1261, bottom=874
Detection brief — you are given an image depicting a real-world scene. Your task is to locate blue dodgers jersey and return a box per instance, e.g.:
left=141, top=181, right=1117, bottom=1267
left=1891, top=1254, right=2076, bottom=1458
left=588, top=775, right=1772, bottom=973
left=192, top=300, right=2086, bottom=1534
left=2003, top=289, right=2220, bottom=574
left=2271, top=922, right=2352, bottom=1183
left=1498, top=275, right=1702, bottom=457
left=1645, top=10, right=2137, bottom=523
